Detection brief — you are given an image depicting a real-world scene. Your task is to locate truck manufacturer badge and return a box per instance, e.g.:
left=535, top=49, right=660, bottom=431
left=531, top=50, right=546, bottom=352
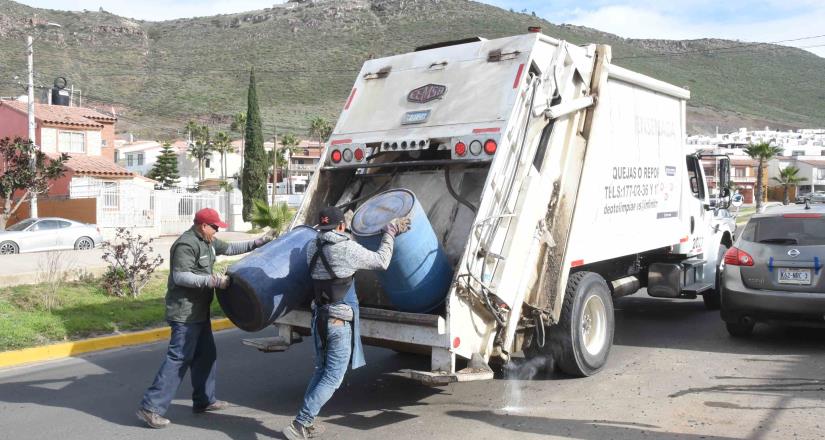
left=407, top=84, right=446, bottom=103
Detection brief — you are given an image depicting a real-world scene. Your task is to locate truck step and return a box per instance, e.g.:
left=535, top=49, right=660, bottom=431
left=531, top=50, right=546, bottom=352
left=681, top=282, right=713, bottom=295
left=681, top=259, right=707, bottom=268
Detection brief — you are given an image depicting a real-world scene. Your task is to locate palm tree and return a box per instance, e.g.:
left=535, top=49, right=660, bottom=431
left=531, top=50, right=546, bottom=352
left=250, top=200, right=294, bottom=237
left=772, top=165, right=807, bottom=205
left=187, top=124, right=212, bottom=183
left=308, top=117, right=332, bottom=148
left=744, top=142, right=783, bottom=212
left=212, top=131, right=234, bottom=181
left=231, top=112, right=247, bottom=170
left=279, top=133, right=300, bottom=196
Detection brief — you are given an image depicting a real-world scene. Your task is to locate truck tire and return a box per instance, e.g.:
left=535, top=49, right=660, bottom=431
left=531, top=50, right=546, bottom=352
left=551, top=271, right=614, bottom=377
left=702, top=244, right=727, bottom=310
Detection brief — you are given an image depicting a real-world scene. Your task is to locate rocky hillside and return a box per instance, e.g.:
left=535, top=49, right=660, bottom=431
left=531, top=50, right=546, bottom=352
left=1, top=0, right=823, bottom=138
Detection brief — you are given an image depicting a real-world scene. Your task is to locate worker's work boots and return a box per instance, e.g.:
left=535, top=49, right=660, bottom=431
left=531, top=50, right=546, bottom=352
left=136, top=408, right=170, bottom=429
left=193, top=400, right=230, bottom=413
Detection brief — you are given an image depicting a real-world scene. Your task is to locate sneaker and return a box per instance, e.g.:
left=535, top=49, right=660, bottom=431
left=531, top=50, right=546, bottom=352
left=307, top=422, right=326, bottom=438
left=193, top=400, right=230, bottom=413
left=283, top=420, right=311, bottom=440
left=136, top=408, right=170, bottom=429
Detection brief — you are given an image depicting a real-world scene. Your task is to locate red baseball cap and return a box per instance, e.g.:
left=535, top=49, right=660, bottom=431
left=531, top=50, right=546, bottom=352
left=194, top=208, right=228, bottom=228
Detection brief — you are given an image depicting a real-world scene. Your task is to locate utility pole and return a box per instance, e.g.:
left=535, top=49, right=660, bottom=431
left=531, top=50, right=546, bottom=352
left=27, top=35, right=38, bottom=218
left=271, top=126, right=277, bottom=206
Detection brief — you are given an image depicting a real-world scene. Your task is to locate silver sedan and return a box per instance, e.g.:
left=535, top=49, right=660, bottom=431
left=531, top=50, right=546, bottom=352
left=0, top=217, right=104, bottom=254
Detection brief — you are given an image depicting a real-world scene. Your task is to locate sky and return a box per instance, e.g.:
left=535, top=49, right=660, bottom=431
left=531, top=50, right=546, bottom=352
left=15, top=0, right=825, bottom=57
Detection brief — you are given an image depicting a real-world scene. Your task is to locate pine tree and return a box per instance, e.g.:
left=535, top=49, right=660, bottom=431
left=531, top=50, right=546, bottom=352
left=241, top=67, right=268, bottom=221
left=148, top=143, right=180, bottom=189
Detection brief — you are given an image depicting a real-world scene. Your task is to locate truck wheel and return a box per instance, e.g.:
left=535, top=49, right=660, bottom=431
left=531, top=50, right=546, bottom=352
left=551, top=271, right=614, bottom=377
left=702, top=244, right=727, bottom=310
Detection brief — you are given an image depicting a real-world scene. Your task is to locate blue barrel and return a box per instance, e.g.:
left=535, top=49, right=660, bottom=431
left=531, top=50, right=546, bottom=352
left=352, top=189, right=453, bottom=313
left=217, top=225, right=316, bottom=332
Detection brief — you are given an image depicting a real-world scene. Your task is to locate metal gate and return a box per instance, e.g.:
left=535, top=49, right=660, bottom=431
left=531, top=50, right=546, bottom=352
left=155, top=190, right=227, bottom=236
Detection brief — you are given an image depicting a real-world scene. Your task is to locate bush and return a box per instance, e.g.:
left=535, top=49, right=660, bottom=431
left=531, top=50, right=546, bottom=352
left=101, top=228, right=164, bottom=298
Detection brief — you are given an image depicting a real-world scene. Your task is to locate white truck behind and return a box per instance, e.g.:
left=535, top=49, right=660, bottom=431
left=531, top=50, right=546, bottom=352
left=264, top=30, right=734, bottom=383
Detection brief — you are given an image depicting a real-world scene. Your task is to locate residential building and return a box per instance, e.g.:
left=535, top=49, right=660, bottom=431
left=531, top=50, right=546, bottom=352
left=0, top=100, right=118, bottom=161
left=116, top=140, right=165, bottom=176
left=768, top=157, right=825, bottom=197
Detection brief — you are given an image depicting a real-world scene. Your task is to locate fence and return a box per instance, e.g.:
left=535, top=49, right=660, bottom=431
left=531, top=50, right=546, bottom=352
left=69, top=180, right=228, bottom=236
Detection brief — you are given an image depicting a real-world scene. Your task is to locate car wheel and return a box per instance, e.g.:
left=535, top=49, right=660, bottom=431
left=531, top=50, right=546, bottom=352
left=703, top=244, right=727, bottom=310
left=726, top=322, right=754, bottom=338
left=74, top=236, right=94, bottom=250
left=549, top=271, right=615, bottom=377
left=0, top=241, right=19, bottom=255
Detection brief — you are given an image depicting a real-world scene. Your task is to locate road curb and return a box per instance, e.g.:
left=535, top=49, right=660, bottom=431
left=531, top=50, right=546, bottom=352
left=0, top=318, right=235, bottom=369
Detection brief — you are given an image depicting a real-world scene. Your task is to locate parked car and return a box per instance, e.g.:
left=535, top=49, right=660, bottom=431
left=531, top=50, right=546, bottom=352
left=720, top=205, right=825, bottom=336
left=808, top=191, right=825, bottom=203
left=0, top=217, right=104, bottom=255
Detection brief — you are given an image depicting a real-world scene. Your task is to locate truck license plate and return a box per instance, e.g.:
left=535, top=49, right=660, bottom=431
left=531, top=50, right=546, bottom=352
left=778, top=268, right=811, bottom=285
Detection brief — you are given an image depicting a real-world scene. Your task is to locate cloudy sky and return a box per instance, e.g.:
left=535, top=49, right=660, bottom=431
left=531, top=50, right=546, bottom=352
left=17, top=0, right=825, bottom=56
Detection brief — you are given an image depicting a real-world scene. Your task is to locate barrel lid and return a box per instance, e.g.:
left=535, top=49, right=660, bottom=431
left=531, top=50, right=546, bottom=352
left=351, top=189, right=415, bottom=236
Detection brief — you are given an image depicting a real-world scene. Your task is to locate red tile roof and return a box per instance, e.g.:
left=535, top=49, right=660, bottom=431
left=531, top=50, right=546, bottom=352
left=1, top=101, right=116, bottom=129
left=798, top=160, right=825, bottom=167
left=60, top=154, right=134, bottom=177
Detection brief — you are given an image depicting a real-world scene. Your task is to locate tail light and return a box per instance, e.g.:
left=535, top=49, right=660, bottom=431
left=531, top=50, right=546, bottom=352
left=724, top=247, right=754, bottom=266
left=342, top=148, right=353, bottom=162
left=469, top=140, right=482, bottom=156
left=354, top=148, right=364, bottom=161
left=331, top=150, right=342, bottom=163
left=484, top=139, right=497, bottom=155
left=455, top=141, right=467, bottom=157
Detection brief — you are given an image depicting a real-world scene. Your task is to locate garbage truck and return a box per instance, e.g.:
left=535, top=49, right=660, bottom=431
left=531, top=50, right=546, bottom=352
left=223, top=29, right=734, bottom=383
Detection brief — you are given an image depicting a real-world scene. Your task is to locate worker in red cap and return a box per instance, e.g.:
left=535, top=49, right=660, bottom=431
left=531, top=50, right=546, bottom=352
left=137, top=207, right=276, bottom=429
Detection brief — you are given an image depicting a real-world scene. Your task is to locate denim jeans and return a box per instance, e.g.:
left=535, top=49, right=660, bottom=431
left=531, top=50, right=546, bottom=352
left=140, top=320, right=217, bottom=415
left=295, top=319, right=352, bottom=427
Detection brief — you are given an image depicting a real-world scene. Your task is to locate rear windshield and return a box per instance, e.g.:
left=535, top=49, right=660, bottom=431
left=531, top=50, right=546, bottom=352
left=740, top=215, right=825, bottom=246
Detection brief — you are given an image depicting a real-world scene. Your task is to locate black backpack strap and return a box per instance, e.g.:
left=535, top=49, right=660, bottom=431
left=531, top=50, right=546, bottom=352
left=309, top=233, right=340, bottom=279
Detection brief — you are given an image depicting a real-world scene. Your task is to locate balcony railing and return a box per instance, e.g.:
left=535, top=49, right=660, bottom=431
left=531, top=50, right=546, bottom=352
left=289, top=164, right=318, bottom=172
left=732, top=176, right=757, bottom=183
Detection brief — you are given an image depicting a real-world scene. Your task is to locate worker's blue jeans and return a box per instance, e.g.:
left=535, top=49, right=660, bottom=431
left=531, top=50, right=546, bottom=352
left=295, top=319, right=352, bottom=427
left=140, top=320, right=217, bottom=415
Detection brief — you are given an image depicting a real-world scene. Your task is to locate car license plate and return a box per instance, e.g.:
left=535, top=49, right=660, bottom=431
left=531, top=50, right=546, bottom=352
left=778, top=268, right=811, bottom=285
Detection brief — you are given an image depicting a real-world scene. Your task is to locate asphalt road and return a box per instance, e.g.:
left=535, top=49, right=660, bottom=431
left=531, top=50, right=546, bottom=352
left=1, top=295, right=824, bottom=440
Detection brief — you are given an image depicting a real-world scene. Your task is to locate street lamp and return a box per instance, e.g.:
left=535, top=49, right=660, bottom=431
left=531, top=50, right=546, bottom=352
left=27, top=22, right=61, bottom=218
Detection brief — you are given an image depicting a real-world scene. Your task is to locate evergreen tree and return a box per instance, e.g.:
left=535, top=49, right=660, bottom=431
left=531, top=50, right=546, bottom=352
left=241, top=67, right=268, bottom=221
left=147, top=143, right=180, bottom=189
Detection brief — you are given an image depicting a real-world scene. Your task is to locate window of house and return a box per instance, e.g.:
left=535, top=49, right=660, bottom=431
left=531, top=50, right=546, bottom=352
left=114, top=150, right=120, bottom=163
left=137, top=153, right=144, bottom=166
left=792, top=150, right=805, bottom=156
left=58, top=131, right=85, bottom=153
left=734, top=167, right=746, bottom=177
left=821, top=150, right=825, bottom=156
left=205, top=159, right=211, bottom=168
left=102, top=139, right=107, bottom=146
left=102, top=182, right=118, bottom=209
left=817, top=169, right=825, bottom=180
left=127, top=154, right=134, bottom=167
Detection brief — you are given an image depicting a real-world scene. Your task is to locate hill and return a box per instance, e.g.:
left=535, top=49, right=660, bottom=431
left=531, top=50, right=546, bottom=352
left=1, top=0, right=823, bottom=139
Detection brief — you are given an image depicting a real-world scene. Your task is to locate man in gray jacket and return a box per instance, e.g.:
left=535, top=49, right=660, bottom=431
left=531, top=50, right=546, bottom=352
left=137, top=207, right=274, bottom=429
left=283, top=206, right=408, bottom=439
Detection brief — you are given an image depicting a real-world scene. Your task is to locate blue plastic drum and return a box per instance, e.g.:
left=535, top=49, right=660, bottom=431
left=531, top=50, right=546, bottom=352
left=217, top=225, right=316, bottom=332
left=352, top=189, right=453, bottom=313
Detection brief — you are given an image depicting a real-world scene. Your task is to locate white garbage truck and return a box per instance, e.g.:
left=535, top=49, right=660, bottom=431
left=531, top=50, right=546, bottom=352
left=260, top=30, right=734, bottom=382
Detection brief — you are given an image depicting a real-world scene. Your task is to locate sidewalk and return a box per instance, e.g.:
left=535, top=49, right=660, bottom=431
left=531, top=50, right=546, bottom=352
left=0, top=231, right=262, bottom=288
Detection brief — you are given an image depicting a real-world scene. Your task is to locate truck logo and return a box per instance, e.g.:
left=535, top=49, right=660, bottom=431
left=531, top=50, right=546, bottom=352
left=408, top=84, right=446, bottom=103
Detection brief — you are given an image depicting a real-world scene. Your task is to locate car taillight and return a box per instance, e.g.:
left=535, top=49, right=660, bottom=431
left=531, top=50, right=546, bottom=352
left=455, top=141, right=467, bottom=157
left=342, top=148, right=353, bottom=162
left=331, top=150, right=342, bottom=163
left=469, top=140, right=482, bottom=156
left=724, top=247, right=754, bottom=266
left=354, top=148, right=364, bottom=161
left=484, top=139, right=497, bottom=155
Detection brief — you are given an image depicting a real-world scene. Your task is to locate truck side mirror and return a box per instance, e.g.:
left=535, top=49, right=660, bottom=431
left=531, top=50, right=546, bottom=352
left=717, top=158, right=731, bottom=197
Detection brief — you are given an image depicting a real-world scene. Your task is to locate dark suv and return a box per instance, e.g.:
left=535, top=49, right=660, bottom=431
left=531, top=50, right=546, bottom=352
left=720, top=205, right=825, bottom=337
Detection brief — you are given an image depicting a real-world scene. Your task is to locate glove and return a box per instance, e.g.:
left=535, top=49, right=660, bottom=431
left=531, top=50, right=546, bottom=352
left=211, top=274, right=230, bottom=290
left=382, top=216, right=411, bottom=237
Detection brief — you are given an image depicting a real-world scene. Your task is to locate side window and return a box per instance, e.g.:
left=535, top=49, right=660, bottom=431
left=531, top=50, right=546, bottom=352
left=685, top=156, right=705, bottom=200
left=37, top=220, right=61, bottom=230
left=58, top=221, right=71, bottom=228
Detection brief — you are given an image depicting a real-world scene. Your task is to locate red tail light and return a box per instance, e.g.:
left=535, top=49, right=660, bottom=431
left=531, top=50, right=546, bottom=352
left=354, top=148, right=364, bottom=161
left=484, top=139, right=497, bottom=155
left=455, top=141, right=467, bottom=157
left=724, top=247, right=754, bottom=266
left=331, top=150, right=342, bottom=163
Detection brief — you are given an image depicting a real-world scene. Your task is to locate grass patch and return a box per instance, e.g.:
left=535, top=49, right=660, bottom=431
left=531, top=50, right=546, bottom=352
left=0, top=270, right=225, bottom=352
left=734, top=207, right=757, bottom=226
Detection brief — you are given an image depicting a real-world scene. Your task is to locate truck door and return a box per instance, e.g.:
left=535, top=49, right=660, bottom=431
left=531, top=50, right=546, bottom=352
left=682, top=155, right=709, bottom=256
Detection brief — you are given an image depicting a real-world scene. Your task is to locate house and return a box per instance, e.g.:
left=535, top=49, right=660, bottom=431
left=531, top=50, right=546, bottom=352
left=0, top=100, right=118, bottom=161
left=730, top=158, right=759, bottom=204
left=768, top=157, right=825, bottom=197
left=115, top=140, right=166, bottom=176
